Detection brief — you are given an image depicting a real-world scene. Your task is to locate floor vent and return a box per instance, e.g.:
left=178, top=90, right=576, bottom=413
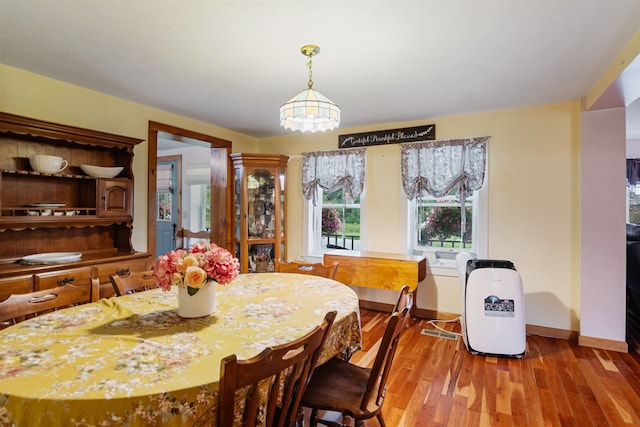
left=421, top=329, right=459, bottom=340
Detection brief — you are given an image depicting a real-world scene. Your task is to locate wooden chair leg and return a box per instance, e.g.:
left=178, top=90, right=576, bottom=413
left=376, top=413, right=387, bottom=427
left=310, top=409, right=319, bottom=427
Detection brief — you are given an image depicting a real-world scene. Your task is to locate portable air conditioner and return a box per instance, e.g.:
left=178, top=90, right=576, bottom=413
left=456, top=253, right=526, bottom=358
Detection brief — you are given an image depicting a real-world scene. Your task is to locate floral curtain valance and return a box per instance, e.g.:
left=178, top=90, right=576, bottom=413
left=302, top=148, right=366, bottom=205
left=627, top=159, right=640, bottom=187
left=401, top=136, right=488, bottom=200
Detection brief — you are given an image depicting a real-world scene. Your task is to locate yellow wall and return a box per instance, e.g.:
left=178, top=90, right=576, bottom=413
left=1, top=64, right=581, bottom=332
left=261, top=101, right=581, bottom=331
left=0, top=64, right=260, bottom=250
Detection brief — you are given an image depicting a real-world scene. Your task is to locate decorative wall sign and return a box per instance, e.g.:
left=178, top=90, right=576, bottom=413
left=339, top=124, right=435, bottom=148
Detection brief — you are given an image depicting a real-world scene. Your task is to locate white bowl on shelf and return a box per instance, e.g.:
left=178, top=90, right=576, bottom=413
left=80, top=164, right=124, bottom=178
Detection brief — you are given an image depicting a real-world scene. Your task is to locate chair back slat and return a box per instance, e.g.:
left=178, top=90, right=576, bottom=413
left=218, top=311, right=337, bottom=427
left=98, top=279, right=117, bottom=299
left=276, top=261, right=339, bottom=280
left=0, top=281, right=94, bottom=328
left=176, top=229, right=211, bottom=249
left=110, top=270, right=157, bottom=296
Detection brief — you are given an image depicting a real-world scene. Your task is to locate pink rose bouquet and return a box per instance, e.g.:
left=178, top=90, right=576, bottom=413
left=154, top=242, right=240, bottom=295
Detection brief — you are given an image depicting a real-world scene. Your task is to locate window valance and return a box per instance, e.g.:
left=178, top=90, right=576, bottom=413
left=302, top=148, right=366, bottom=205
left=401, top=136, right=488, bottom=200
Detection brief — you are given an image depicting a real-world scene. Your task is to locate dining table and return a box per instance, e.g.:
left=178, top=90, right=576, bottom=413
left=0, top=273, right=362, bottom=427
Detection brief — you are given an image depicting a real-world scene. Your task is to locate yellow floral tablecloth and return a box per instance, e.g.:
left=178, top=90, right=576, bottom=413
left=0, top=273, right=361, bottom=427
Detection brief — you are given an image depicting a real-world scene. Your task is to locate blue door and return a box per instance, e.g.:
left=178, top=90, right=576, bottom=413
left=156, top=160, right=180, bottom=256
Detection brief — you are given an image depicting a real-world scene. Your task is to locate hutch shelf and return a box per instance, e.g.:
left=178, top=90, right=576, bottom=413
left=231, top=153, right=288, bottom=273
left=0, top=112, right=150, bottom=300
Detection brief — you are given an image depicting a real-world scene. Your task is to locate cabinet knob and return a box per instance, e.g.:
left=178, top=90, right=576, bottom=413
left=116, top=268, right=131, bottom=276
left=57, top=276, right=75, bottom=286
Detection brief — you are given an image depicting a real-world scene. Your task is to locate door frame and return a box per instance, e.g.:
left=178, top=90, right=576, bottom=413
left=147, top=122, right=233, bottom=261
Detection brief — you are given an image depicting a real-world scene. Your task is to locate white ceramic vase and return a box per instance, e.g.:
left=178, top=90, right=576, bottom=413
left=177, top=280, right=216, bottom=318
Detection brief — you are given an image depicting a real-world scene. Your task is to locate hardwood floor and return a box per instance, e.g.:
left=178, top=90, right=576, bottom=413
left=304, top=309, right=640, bottom=427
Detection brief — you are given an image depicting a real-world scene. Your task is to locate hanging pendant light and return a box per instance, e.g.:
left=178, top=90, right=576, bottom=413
left=280, top=44, right=341, bottom=133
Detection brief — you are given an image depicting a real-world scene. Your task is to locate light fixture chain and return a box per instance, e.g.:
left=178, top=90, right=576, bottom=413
left=307, top=55, right=314, bottom=89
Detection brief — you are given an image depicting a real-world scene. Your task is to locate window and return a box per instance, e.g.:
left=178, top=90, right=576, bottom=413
left=408, top=188, right=486, bottom=272
left=203, top=185, right=211, bottom=228
left=401, top=137, right=488, bottom=273
left=310, top=188, right=361, bottom=253
left=301, top=148, right=366, bottom=257
left=416, top=190, right=473, bottom=249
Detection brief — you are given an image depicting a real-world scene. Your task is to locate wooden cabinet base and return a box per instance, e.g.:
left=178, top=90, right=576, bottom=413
left=0, top=252, right=150, bottom=302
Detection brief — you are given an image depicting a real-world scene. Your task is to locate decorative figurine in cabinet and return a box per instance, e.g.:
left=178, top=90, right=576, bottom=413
left=230, top=153, right=288, bottom=273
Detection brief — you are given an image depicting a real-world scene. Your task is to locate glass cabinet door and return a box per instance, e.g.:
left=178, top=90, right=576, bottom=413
left=247, top=169, right=276, bottom=240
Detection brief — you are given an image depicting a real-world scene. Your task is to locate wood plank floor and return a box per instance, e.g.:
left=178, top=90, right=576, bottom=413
left=303, top=309, right=640, bottom=427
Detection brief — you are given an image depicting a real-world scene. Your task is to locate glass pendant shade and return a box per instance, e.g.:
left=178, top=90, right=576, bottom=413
left=280, top=44, right=340, bottom=133
left=279, top=88, right=341, bottom=132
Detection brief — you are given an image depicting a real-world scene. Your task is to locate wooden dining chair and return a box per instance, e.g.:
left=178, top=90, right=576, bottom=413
left=175, top=228, right=211, bottom=249
left=300, top=302, right=413, bottom=427
left=110, top=270, right=157, bottom=296
left=218, top=311, right=337, bottom=427
left=0, top=281, right=94, bottom=328
left=276, top=260, right=339, bottom=280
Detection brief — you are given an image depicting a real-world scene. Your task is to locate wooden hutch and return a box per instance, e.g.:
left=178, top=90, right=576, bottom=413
left=0, top=112, right=150, bottom=301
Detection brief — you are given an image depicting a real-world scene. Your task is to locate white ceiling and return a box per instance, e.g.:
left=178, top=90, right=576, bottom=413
left=1, top=1, right=639, bottom=139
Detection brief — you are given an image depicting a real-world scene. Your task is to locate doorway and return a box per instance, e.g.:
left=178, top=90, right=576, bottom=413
left=147, top=122, right=232, bottom=261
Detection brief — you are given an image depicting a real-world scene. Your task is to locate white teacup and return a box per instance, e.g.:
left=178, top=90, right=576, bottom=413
left=29, top=155, right=68, bottom=173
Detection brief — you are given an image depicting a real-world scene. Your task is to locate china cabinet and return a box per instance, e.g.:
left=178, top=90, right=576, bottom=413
left=0, top=112, right=150, bottom=300
left=230, top=153, right=288, bottom=273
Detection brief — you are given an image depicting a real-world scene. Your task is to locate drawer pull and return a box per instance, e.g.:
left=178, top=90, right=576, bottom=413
left=29, top=294, right=57, bottom=303
left=116, top=268, right=131, bottom=276
left=57, top=277, right=75, bottom=286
